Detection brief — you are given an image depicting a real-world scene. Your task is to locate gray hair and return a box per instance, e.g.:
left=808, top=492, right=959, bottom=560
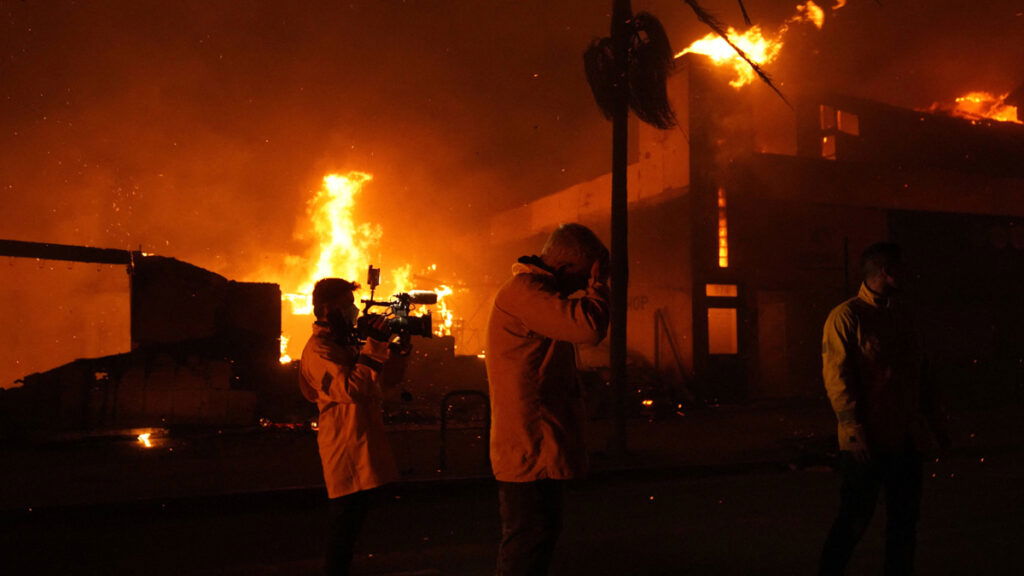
left=541, top=223, right=608, bottom=271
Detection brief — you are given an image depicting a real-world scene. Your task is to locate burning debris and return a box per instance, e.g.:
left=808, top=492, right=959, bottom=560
left=927, top=91, right=1021, bottom=124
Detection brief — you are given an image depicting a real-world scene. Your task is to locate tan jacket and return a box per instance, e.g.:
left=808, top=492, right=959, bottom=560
left=822, top=283, right=945, bottom=453
left=299, top=323, right=398, bottom=498
left=486, top=259, right=610, bottom=482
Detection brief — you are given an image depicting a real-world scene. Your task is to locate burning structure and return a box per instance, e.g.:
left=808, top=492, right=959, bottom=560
left=2, top=1, right=1021, bottom=433
left=475, top=54, right=1024, bottom=406
left=0, top=227, right=481, bottom=437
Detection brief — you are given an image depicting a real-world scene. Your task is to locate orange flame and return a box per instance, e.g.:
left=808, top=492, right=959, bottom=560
left=274, top=172, right=459, bottom=362
left=391, top=264, right=412, bottom=294
left=282, top=172, right=381, bottom=317
left=945, top=92, right=1020, bottom=124
left=675, top=1, right=835, bottom=88
left=433, top=285, right=454, bottom=337
left=279, top=335, right=292, bottom=365
left=677, top=25, right=783, bottom=88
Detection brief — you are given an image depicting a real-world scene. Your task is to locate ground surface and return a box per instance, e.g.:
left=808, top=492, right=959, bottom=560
left=2, top=402, right=1021, bottom=575
left=2, top=448, right=1021, bottom=575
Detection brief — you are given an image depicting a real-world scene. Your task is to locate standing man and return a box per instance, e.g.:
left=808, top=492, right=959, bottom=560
left=299, top=278, right=397, bottom=576
left=818, top=243, right=949, bottom=576
left=486, top=223, right=610, bottom=576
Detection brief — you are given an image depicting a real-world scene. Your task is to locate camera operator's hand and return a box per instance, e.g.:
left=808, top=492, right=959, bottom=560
left=359, top=314, right=392, bottom=342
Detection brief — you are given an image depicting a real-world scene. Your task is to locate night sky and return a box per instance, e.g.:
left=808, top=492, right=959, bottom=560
left=2, top=0, right=1022, bottom=384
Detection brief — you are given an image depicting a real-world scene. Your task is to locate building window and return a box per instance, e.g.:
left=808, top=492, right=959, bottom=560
left=717, top=187, right=729, bottom=268
left=705, top=283, right=738, bottom=297
left=819, top=104, right=858, bottom=159
left=821, top=135, right=837, bottom=160
left=837, top=110, right=860, bottom=135
left=819, top=105, right=836, bottom=130
left=707, top=307, right=738, bottom=354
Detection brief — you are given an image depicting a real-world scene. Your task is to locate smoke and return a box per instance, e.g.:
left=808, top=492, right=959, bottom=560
left=773, top=0, right=1024, bottom=105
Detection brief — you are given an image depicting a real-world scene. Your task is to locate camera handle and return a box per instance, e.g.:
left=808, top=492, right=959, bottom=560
left=363, top=264, right=381, bottom=313
left=390, top=337, right=413, bottom=357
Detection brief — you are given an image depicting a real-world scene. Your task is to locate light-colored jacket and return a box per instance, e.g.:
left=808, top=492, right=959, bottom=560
left=486, top=259, right=610, bottom=482
left=822, top=283, right=945, bottom=453
left=299, top=323, right=398, bottom=498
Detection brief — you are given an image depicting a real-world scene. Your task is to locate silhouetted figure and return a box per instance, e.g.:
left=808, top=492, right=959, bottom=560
left=298, top=278, right=396, bottom=576
left=818, top=243, right=949, bottom=576
left=486, top=223, right=610, bottom=576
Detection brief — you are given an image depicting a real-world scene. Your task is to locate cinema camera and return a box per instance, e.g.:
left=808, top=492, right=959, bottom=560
left=357, top=265, right=436, bottom=352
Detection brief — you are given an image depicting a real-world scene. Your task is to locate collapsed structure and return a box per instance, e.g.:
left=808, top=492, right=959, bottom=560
left=0, top=241, right=484, bottom=436
left=0, top=246, right=287, bottom=433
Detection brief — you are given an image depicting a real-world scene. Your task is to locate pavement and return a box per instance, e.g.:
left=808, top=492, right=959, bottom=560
left=1, top=399, right=1022, bottom=575
left=1, top=397, right=1021, bottom=511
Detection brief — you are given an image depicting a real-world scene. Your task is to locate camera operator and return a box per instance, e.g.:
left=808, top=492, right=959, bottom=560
left=485, top=223, right=610, bottom=576
left=298, top=277, right=397, bottom=576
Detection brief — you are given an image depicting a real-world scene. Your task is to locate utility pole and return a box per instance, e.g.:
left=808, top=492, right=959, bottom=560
left=608, top=0, right=632, bottom=458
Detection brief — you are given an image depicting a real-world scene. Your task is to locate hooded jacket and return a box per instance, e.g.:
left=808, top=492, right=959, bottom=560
left=299, top=323, right=398, bottom=498
left=822, top=283, right=946, bottom=453
left=485, top=257, right=610, bottom=482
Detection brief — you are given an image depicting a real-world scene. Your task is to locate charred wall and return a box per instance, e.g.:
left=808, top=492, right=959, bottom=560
left=727, top=192, right=889, bottom=398
left=0, top=256, right=286, bottom=434
left=797, top=95, right=1024, bottom=178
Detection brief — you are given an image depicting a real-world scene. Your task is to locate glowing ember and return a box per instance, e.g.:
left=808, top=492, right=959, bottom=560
left=137, top=433, right=153, bottom=448
left=675, top=1, right=836, bottom=88
left=641, top=399, right=655, bottom=408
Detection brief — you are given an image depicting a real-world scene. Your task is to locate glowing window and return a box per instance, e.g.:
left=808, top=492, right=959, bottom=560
left=707, top=307, right=738, bottom=354
left=819, top=105, right=837, bottom=130
left=717, top=187, right=729, bottom=268
left=821, top=135, right=836, bottom=160
left=837, top=110, right=860, bottom=135
left=706, top=284, right=738, bottom=297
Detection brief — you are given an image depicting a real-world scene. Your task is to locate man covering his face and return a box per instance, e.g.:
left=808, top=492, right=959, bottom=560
left=485, top=223, right=610, bottom=576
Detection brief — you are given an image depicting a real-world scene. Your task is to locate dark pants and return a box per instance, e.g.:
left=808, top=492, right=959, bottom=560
left=496, top=480, right=565, bottom=576
left=819, top=452, right=923, bottom=576
left=325, top=490, right=373, bottom=576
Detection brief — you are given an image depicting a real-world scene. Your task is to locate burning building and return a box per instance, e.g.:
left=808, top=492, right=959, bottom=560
left=2, top=1, right=1022, bottom=431
left=472, top=54, right=1024, bottom=406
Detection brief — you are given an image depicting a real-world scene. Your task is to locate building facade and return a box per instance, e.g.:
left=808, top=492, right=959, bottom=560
left=478, top=55, right=1024, bottom=406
